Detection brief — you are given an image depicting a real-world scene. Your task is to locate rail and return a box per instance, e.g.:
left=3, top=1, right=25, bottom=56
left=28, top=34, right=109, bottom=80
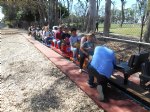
left=97, top=36, right=150, bottom=47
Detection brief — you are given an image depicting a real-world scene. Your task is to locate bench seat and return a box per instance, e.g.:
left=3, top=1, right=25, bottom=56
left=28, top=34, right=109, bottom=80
left=116, top=52, right=149, bottom=85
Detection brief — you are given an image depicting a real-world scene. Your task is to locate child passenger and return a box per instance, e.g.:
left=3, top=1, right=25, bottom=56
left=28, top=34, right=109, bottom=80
left=79, top=33, right=95, bottom=73
left=53, top=25, right=63, bottom=49
left=43, top=26, right=53, bottom=46
left=61, top=27, right=71, bottom=46
left=69, top=28, right=80, bottom=61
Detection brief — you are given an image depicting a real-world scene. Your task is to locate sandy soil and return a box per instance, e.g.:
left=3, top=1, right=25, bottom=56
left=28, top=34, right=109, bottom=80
left=1, top=29, right=103, bottom=112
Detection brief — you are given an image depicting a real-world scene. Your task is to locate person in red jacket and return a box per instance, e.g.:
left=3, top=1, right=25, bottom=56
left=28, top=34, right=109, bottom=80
left=53, top=26, right=63, bottom=48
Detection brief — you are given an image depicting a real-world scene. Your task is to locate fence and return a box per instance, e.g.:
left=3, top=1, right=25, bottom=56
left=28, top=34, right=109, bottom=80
left=96, top=35, right=150, bottom=62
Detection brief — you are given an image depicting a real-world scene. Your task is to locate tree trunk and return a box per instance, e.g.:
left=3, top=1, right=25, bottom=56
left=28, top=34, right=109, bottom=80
left=54, top=0, right=59, bottom=25
left=66, top=0, right=73, bottom=26
left=86, top=0, right=97, bottom=33
left=120, top=0, right=125, bottom=27
left=48, top=0, right=57, bottom=28
left=96, top=0, right=101, bottom=20
left=143, top=12, right=150, bottom=43
left=47, top=0, right=51, bottom=26
left=38, top=8, right=43, bottom=25
left=38, top=0, right=46, bottom=26
left=96, top=0, right=99, bottom=20
left=103, top=0, right=111, bottom=36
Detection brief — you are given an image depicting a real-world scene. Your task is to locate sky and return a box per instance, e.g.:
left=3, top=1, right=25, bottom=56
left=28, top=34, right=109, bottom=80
left=0, top=0, right=137, bottom=20
left=113, top=0, right=136, bottom=8
left=0, top=7, right=4, bottom=20
left=71, top=0, right=137, bottom=14
left=109, top=0, right=136, bottom=8
left=73, top=0, right=137, bottom=9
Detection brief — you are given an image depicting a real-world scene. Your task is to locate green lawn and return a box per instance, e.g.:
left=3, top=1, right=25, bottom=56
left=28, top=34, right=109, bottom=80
left=98, top=24, right=146, bottom=37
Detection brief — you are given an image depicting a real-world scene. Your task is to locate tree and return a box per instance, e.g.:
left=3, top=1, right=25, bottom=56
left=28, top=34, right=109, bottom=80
left=0, top=0, right=69, bottom=28
left=0, top=0, right=41, bottom=24
left=73, top=0, right=88, bottom=31
left=124, top=8, right=135, bottom=23
left=96, top=0, right=102, bottom=20
left=36, top=0, right=47, bottom=26
left=143, top=0, right=150, bottom=43
left=103, top=0, right=111, bottom=36
left=131, top=4, right=139, bottom=23
left=0, top=1, right=18, bottom=22
left=120, top=0, right=126, bottom=27
left=86, top=0, right=97, bottom=32
left=111, top=1, right=116, bottom=23
left=58, top=3, right=69, bottom=19
left=136, top=0, right=147, bottom=42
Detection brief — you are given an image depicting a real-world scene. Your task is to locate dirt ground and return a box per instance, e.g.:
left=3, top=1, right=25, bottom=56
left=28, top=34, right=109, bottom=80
left=1, top=29, right=103, bottom=112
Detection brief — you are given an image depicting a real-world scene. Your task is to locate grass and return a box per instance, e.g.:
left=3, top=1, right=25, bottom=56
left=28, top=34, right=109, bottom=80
left=98, top=24, right=146, bottom=37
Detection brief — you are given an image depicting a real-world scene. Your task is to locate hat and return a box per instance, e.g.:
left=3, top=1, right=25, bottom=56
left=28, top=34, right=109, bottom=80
left=85, top=33, right=93, bottom=36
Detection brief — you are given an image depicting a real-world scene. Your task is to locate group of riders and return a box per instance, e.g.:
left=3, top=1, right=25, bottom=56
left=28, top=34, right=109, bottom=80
left=28, top=24, right=118, bottom=102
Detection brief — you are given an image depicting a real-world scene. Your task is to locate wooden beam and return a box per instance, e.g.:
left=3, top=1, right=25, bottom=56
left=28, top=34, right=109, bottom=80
left=97, top=36, right=150, bottom=47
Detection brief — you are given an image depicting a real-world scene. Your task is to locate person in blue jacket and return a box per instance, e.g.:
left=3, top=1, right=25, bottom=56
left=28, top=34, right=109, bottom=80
left=87, top=45, right=116, bottom=101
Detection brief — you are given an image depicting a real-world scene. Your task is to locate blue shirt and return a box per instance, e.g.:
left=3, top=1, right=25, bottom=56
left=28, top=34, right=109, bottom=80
left=43, top=31, right=52, bottom=37
left=69, top=36, right=79, bottom=47
left=90, top=46, right=116, bottom=78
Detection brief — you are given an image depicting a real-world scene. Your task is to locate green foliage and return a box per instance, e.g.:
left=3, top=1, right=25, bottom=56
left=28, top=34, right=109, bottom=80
left=148, top=0, right=150, bottom=11
left=16, top=10, right=23, bottom=20
left=0, top=0, right=69, bottom=26
left=20, top=10, right=35, bottom=22
left=58, top=3, right=69, bottom=18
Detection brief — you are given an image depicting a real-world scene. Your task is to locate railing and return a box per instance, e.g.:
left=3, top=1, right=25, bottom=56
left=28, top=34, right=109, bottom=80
left=97, top=35, right=150, bottom=53
left=97, top=36, right=150, bottom=47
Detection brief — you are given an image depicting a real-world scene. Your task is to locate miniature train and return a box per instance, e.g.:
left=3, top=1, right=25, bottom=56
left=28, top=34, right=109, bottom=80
left=29, top=25, right=149, bottom=90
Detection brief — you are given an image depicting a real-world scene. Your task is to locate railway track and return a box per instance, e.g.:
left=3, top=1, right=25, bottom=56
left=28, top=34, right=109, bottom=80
left=24, top=33, right=149, bottom=112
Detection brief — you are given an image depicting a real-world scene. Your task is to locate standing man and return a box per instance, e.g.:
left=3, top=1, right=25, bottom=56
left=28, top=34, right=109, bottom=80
left=87, top=45, right=116, bottom=101
left=95, top=20, right=99, bottom=32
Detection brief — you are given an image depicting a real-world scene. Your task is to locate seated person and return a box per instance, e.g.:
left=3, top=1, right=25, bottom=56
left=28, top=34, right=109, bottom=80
left=43, top=26, right=53, bottom=46
left=60, top=27, right=71, bottom=52
left=28, top=25, right=33, bottom=36
left=87, top=45, right=116, bottom=101
left=61, top=27, right=71, bottom=45
left=53, top=25, right=63, bottom=49
left=35, top=25, right=41, bottom=39
left=52, top=26, right=58, bottom=35
left=29, top=25, right=36, bottom=38
left=89, top=31, right=102, bottom=46
left=79, top=33, right=94, bottom=73
left=69, top=28, right=80, bottom=61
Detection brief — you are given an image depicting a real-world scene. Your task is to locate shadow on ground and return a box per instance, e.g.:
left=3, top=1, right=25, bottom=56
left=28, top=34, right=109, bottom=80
left=30, top=75, right=76, bottom=112
left=30, top=88, right=60, bottom=112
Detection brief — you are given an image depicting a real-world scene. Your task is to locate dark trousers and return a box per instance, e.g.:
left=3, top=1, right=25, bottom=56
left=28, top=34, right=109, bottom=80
left=79, top=53, right=87, bottom=69
left=95, top=26, right=98, bottom=32
left=45, top=37, right=53, bottom=45
left=87, top=64, right=108, bottom=94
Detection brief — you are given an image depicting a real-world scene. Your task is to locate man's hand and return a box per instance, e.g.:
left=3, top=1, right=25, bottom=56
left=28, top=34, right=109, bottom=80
left=88, top=56, right=93, bottom=62
left=85, top=47, right=92, bottom=50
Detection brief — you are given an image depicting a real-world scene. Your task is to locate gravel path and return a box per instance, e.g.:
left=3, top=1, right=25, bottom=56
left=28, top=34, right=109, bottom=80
left=1, top=30, right=103, bottom=112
